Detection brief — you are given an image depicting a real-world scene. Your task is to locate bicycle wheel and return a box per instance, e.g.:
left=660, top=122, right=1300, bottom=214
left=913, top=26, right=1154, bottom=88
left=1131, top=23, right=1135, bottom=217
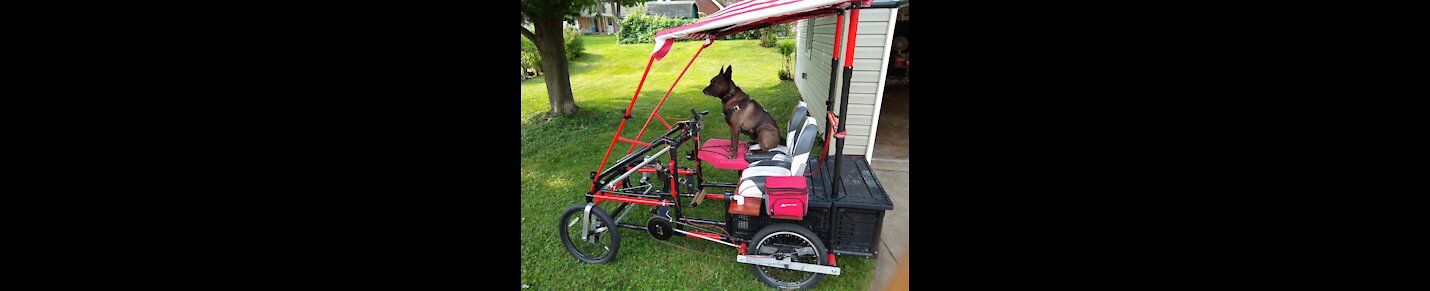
left=557, top=203, right=620, bottom=264
left=748, top=223, right=827, bottom=289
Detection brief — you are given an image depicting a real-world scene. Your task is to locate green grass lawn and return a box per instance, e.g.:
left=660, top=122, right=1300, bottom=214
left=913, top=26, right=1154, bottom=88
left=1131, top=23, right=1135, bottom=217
left=521, top=35, right=875, bottom=289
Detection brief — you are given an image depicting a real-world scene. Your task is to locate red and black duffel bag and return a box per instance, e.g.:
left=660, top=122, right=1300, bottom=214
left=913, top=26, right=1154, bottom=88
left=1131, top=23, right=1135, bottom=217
left=765, top=176, right=808, bottom=220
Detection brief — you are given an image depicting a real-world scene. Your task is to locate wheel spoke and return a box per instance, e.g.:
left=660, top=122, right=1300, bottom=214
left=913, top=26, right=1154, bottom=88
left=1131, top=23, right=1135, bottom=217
left=753, top=231, right=820, bottom=286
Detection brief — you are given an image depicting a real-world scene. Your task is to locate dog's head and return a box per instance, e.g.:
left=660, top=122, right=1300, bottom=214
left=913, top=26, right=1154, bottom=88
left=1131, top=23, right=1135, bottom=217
left=702, top=65, right=735, bottom=100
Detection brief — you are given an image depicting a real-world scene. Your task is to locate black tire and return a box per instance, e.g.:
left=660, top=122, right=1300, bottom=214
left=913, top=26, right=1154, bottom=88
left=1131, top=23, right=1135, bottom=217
left=557, top=203, right=620, bottom=264
left=747, top=223, right=827, bottom=290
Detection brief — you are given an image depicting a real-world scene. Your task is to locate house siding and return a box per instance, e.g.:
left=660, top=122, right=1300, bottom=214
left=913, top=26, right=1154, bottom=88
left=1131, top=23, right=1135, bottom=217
left=794, top=8, right=895, bottom=157
left=646, top=1, right=699, bottom=19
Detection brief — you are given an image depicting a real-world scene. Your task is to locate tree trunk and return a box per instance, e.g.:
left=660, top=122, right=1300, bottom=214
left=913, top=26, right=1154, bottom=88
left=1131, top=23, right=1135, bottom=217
left=533, top=18, right=580, bottom=115
left=612, top=3, right=621, bottom=33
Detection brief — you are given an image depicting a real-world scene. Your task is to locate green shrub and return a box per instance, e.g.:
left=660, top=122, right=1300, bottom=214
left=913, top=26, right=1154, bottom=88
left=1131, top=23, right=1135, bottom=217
left=618, top=7, right=698, bottom=44
left=722, top=29, right=762, bottom=40
left=520, top=36, right=542, bottom=74
left=777, top=41, right=796, bottom=58
left=564, top=27, right=585, bottom=59
left=759, top=30, right=778, bottom=47
left=777, top=40, right=796, bottom=80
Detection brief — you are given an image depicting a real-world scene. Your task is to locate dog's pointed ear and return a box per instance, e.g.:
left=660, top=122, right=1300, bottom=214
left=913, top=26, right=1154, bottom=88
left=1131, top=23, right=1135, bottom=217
left=725, top=65, right=733, bottom=80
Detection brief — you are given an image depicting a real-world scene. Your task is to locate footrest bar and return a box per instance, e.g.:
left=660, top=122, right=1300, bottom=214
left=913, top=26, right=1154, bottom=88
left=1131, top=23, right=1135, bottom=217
left=736, top=255, right=842, bottom=275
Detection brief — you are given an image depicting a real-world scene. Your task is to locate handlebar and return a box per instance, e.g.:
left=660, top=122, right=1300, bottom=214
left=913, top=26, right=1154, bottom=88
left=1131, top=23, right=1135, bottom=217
left=681, top=109, right=710, bottom=136
left=690, top=108, right=709, bottom=122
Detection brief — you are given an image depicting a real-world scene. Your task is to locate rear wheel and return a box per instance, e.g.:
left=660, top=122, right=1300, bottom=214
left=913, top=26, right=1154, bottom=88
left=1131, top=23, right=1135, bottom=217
left=748, top=223, right=827, bottom=289
left=557, top=203, right=619, bottom=264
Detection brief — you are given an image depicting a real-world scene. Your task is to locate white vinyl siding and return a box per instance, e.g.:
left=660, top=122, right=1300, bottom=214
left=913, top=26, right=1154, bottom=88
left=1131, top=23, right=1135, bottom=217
left=794, top=8, right=895, bottom=157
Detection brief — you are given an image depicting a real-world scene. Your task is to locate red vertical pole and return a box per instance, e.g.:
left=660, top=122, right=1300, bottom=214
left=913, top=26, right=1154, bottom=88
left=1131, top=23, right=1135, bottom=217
left=832, top=13, right=845, bottom=59
left=593, top=54, right=658, bottom=193
left=842, top=8, right=861, bottom=68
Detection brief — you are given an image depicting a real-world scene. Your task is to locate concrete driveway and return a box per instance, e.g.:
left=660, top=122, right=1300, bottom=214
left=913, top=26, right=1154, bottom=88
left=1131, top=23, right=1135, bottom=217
left=869, top=159, right=909, bottom=290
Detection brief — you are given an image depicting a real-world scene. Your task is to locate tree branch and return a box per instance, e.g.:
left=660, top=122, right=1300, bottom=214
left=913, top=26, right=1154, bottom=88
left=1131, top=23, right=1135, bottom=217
left=520, top=25, right=538, bottom=43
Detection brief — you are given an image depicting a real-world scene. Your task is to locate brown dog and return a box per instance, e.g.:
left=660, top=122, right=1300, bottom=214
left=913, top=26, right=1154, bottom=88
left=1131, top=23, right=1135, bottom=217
left=702, top=65, right=782, bottom=159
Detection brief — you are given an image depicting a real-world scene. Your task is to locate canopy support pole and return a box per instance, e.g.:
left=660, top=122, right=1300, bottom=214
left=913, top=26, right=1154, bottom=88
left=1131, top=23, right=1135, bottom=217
left=826, top=2, right=862, bottom=254
left=808, top=9, right=846, bottom=177
left=592, top=54, right=659, bottom=195
left=626, top=40, right=714, bottom=157
left=830, top=5, right=861, bottom=200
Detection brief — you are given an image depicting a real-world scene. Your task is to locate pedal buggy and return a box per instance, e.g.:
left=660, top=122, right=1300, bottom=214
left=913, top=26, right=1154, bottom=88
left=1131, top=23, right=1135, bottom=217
left=556, top=1, right=893, bottom=289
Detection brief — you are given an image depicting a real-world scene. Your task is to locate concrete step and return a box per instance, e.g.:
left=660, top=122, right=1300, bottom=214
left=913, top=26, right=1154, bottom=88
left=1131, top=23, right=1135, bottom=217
left=870, top=158, right=909, bottom=172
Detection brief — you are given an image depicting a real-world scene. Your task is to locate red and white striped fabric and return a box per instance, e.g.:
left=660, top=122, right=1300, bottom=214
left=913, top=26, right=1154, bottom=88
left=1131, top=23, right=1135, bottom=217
left=650, top=0, right=871, bottom=61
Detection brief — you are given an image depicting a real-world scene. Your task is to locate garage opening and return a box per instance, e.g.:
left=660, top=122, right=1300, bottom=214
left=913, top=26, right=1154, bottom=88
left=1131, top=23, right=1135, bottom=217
left=871, top=3, right=909, bottom=162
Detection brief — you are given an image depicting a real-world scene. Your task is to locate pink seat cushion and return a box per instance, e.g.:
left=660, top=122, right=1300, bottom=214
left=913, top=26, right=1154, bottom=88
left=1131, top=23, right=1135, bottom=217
left=699, top=138, right=751, bottom=170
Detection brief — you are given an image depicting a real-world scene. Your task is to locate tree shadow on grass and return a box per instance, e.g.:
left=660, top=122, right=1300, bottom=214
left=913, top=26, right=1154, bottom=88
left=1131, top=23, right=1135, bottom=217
left=568, top=53, right=604, bottom=75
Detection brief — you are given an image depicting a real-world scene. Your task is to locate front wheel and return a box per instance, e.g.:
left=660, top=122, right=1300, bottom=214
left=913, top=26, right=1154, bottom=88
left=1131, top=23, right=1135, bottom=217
left=748, top=223, right=828, bottom=289
left=557, top=203, right=620, bottom=264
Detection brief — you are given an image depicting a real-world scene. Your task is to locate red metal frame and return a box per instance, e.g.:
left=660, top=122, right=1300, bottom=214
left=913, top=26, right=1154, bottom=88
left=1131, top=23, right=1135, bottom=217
left=617, top=137, right=652, bottom=147
left=592, top=193, right=670, bottom=206
left=630, top=167, right=696, bottom=175
left=669, top=160, right=679, bottom=201
left=579, top=1, right=870, bottom=270
left=625, top=41, right=713, bottom=157
left=685, top=231, right=721, bottom=240
left=592, top=54, right=659, bottom=193
left=596, top=0, right=868, bottom=183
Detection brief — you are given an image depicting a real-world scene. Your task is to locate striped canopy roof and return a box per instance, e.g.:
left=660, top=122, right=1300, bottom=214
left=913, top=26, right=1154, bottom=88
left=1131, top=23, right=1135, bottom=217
left=650, top=0, right=871, bottom=61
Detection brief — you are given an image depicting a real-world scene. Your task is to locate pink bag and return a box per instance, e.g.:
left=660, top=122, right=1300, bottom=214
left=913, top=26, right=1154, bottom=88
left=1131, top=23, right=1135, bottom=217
left=765, top=176, right=808, bottom=220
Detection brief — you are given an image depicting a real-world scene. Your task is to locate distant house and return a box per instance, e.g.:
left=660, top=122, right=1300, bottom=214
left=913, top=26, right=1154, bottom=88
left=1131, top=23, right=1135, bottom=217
left=574, top=3, right=640, bottom=35
left=645, top=1, right=698, bottom=19
left=694, top=0, right=737, bottom=16
left=570, top=0, right=733, bottom=35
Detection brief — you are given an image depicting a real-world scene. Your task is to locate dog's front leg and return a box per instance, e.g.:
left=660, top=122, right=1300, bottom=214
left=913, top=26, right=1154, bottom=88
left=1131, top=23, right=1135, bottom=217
left=727, top=122, right=740, bottom=159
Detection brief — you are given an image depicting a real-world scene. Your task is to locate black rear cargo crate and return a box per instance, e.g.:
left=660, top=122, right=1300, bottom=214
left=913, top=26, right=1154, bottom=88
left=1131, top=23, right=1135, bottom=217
left=728, top=211, right=771, bottom=240
left=806, top=155, right=894, bottom=258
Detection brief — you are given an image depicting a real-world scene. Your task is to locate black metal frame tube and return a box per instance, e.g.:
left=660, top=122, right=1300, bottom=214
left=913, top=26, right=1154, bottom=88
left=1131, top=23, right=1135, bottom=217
left=679, top=217, right=727, bottom=227
left=822, top=10, right=846, bottom=149
left=830, top=66, right=853, bottom=200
